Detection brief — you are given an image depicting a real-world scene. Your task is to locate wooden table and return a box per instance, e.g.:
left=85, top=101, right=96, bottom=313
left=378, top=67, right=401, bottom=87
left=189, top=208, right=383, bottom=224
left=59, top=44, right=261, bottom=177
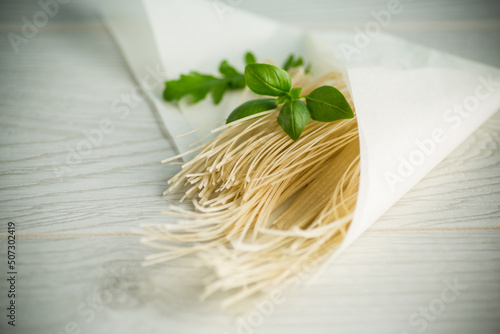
left=1, top=1, right=499, bottom=333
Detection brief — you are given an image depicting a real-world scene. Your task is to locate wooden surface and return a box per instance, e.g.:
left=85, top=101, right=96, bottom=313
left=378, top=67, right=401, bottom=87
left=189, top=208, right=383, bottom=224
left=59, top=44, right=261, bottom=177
left=0, top=0, right=499, bottom=333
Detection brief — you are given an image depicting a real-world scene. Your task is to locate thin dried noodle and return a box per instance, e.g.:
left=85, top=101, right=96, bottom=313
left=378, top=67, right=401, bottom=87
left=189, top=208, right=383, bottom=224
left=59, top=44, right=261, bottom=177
left=140, top=65, right=360, bottom=307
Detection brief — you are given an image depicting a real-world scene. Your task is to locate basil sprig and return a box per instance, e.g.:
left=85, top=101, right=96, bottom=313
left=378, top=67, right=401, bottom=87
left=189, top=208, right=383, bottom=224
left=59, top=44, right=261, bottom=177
left=278, top=100, right=310, bottom=140
left=163, top=52, right=257, bottom=105
left=227, top=63, right=354, bottom=141
left=163, top=52, right=309, bottom=107
left=226, top=98, right=276, bottom=123
left=244, top=63, right=291, bottom=96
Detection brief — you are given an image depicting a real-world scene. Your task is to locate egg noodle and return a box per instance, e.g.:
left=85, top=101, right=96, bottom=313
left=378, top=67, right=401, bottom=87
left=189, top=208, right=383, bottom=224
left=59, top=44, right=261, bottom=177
left=140, top=65, right=360, bottom=307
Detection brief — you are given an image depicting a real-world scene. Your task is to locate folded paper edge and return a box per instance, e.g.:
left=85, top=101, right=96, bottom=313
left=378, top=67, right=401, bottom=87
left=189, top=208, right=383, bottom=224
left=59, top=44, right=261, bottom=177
left=99, top=0, right=195, bottom=158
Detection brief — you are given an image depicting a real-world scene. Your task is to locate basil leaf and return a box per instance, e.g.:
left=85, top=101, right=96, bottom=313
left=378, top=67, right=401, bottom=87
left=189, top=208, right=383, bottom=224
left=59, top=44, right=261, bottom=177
left=282, top=54, right=305, bottom=71
left=245, top=52, right=256, bottom=65
left=293, top=57, right=303, bottom=68
left=277, top=100, right=311, bottom=141
left=226, top=98, right=276, bottom=124
left=244, top=63, right=291, bottom=96
left=305, top=63, right=312, bottom=73
left=164, top=60, right=245, bottom=105
left=164, top=72, right=221, bottom=104
left=219, top=60, right=240, bottom=78
left=282, top=54, right=294, bottom=71
left=219, top=60, right=246, bottom=89
left=275, top=94, right=291, bottom=105
left=227, top=74, right=245, bottom=89
left=289, top=87, right=302, bottom=100
left=306, top=86, right=354, bottom=122
left=211, top=81, right=228, bottom=104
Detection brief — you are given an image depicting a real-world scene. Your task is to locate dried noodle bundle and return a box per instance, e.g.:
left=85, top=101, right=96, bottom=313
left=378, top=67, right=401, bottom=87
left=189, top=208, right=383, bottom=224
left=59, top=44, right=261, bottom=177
left=140, top=65, right=360, bottom=307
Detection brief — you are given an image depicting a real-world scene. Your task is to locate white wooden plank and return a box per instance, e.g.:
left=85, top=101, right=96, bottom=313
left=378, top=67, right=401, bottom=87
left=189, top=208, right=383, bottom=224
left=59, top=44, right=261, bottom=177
left=0, top=29, right=180, bottom=234
left=0, top=1, right=499, bottom=334
left=1, top=231, right=498, bottom=333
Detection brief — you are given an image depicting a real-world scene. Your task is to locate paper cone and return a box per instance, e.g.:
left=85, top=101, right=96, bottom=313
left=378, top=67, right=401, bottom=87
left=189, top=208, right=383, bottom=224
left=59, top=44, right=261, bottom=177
left=101, top=0, right=500, bottom=263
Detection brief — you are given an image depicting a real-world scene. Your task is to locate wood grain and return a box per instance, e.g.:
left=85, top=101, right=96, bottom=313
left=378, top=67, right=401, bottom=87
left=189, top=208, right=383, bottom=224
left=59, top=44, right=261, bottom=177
left=0, top=0, right=499, bottom=333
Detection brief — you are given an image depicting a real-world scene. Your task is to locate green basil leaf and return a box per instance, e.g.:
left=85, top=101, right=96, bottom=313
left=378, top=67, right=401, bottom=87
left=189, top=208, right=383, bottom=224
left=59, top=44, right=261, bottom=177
left=226, top=98, right=276, bottom=124
left=245, top=52, right=256, bottom=65
left=283, top=54, right=305, bottom=71
left=275, top=94, right=291, bottom=105
left=244, top=63, right=291, bottom=96
left=282, top=54, right=294, bottom=71
left=211, top=81, right=228, bottom=104
left=289, top=87, right=302, bottom=100
left=219, top=60, right=240, bottom=78
left=164, top=72, right=220, bottom=103
left=293, top=57, right=303, bottom=68
left=305, top=63, right=312, bottom=73
left=164, top=61, right=245, bottom=105
left=277, top=100, right=311, bottom=141
left=227, top=74, right=245, bottom=89
left=305, top=86, right=354, bottom=122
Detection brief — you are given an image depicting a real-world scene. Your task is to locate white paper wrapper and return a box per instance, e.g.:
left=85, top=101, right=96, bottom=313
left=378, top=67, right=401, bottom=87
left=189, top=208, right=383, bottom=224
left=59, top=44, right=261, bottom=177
left=101, top=0, right=500, bottom=257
